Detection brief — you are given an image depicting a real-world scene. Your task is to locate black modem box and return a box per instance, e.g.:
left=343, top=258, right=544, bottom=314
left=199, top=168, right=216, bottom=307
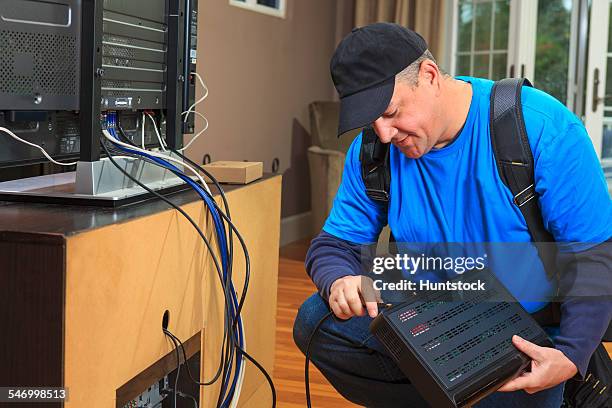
left=369, top=271, right=552, bottom=408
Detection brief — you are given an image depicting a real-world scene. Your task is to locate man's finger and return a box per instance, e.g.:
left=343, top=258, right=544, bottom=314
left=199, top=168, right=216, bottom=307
left=345, top=291, right=366, bottom=317
left=364, top=301, right=379, bottom=318
left=334, top=291, right=353, bottom=317
left=498, top=372, right=538, bottom=392
left=512, top=335, right=544, bottom=361
left=330, top=300, right=350, bottom=320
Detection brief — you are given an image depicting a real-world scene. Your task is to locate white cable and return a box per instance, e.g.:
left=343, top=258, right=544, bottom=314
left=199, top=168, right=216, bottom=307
left=179, top=72, right=210, bottom=151
left=229, top=321, right=246, bottom=408
left=179, top=72, right=210, bottom=152
left=110, top=156, right=140, bottom=161
left=146, top=113, right=167, bottom=151
left=178, top=110, right=209, bottom=152
left=102, top=129, right=213, bottom=195
left=183, top=72, right=209, bottom=123
left=141, top=112, right=146, bottom=149
left=0, top=126, right=78, bottom=167
left=183, top=110, right=208, bottom=123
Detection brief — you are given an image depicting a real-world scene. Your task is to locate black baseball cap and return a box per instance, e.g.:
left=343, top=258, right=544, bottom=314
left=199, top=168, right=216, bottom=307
left=330, top=23, right=428, bottom=136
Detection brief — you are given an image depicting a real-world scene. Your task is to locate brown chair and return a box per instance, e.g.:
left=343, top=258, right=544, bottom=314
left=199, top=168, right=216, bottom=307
left=307, top=101, right=360, bottom=234
left=307, top=101, right=392, bottom=252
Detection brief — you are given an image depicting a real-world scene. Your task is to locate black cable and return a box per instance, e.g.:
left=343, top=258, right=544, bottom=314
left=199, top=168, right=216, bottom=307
left=304, top=311, right=334, bottom=408
left=166, top=324, right=275, bottom=408
left=101, top=140, right=228, bottom=295
left=163, top=207, right=276, bottom=406
left=164, top=329, right=182, bottom=407
left=169, top=148, right=252, bottom=407
left=174, top=342, right=182, bottom=407
left=102, top=140, right=235, bottom=397
left=237, top=346, right=277, bottom=408
left=105, top=135, right=236, bottom=406
left=172, top=160, right=237, bottom=408
left=164, top=330, right=196, bottom=383
left=164, top=329, right=199, bottom=408
left=103, top=139, right=245, bottom=407
left=116, top=126, right=231, bottom=388
left=304, top=304, right=392, bottom=408
left=114, top=125, right=138, bottom=146
left=119, top=125, right=243, bottom=329
left=106, top=135, right=274, bottom=407
left=172, top=151, right=260, bottom=408
left=167, top=155, right=274, bottom=408
left=177, top=391, right=199, bottom=408
left=109, top=131, right=231, bottom=388
left=172, top=150, right=241, bottom=327
left=166, top=327, right=239, bottom=408
left=172, top=150, right=251, bottom=329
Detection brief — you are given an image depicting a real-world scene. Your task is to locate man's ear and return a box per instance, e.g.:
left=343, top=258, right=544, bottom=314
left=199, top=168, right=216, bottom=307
left=419, top=59, right=440, bottom=87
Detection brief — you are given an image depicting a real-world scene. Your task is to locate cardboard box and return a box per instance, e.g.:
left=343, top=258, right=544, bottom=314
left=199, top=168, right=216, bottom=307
left=202, top=161, right=263, bottom=184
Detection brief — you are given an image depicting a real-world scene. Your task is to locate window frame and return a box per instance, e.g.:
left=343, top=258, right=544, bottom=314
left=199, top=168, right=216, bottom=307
left=449, top=0, right=537, bottom=81
left=229, top=0, right=287, bottom=19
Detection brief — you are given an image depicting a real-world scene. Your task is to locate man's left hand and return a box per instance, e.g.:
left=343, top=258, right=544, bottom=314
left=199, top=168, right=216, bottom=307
left=498, top=335, right=577, bottom=394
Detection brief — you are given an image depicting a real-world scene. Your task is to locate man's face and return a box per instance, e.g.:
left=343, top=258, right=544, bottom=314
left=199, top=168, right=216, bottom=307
left=372, top=74, right=441, bottom=159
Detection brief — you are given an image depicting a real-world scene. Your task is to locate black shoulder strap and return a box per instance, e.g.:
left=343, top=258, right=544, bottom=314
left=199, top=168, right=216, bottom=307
left=359, top=127, right=390, bottom=203
left=490, top=78, right=557, bottom=279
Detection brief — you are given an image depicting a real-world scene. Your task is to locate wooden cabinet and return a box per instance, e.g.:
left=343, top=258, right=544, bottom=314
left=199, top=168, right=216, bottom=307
left=1, top=175, right=281, bottom=407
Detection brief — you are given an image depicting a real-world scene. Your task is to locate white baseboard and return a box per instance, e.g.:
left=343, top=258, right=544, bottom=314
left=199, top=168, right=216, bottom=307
left=280, top=211, right=312, bottom=246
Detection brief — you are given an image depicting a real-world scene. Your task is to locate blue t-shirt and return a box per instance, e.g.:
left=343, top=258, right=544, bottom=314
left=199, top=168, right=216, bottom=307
left=323, top=76, right=612, bottom=311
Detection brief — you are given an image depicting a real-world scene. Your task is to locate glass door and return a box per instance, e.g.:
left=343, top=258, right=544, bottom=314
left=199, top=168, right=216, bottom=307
left=533, top=0, right=577, bottom=106
left=453, top=0, right=512, bottom=80
left=584, top=0, right=612, bottom=181
left=451, top=0, right=611, bottom=183
left=452, top=0, right=577, bottom=104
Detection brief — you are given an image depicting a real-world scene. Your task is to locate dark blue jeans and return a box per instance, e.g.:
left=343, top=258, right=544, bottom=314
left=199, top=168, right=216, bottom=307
left=293, top=294, right=565, bottom=408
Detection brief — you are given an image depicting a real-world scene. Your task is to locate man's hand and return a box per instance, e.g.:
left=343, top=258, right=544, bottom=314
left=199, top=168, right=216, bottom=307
left=498, top=335, right=578, bottom=394
left=329, top=276, right=380, bottom=319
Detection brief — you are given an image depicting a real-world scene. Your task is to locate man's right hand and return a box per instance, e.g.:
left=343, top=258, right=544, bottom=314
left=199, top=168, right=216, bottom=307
left=329, top=275, right=380, bottom=319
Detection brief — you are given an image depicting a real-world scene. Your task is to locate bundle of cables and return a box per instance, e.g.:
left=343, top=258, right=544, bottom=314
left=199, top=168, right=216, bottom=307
left=101, top=112, right=276, bottom=408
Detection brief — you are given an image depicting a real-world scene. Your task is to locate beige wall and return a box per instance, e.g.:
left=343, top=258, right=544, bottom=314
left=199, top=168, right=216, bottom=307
left=190, top=0, right=341, bottom=217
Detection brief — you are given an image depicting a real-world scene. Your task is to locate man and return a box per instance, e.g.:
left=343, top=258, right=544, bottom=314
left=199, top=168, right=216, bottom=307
left=293, top=23, right=612, bottom=407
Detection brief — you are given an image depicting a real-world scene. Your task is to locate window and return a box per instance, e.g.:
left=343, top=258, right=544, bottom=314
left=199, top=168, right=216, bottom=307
left=533, top=0, right=574, bottom=104
left=451, top=0, right=612, bottom=183
left=452, top=0, right=576, bottom=104
left=229, top=0, right=286, bottom=18
left=598, top=1, right=612, bottom=177
left=454, top=0, right=511, bottom=80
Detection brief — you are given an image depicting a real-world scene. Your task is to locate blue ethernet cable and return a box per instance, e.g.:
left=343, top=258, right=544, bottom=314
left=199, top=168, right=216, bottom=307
left=105, top=127, right=245, bottom=406
left=108, top=130, right=244, bottom=405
